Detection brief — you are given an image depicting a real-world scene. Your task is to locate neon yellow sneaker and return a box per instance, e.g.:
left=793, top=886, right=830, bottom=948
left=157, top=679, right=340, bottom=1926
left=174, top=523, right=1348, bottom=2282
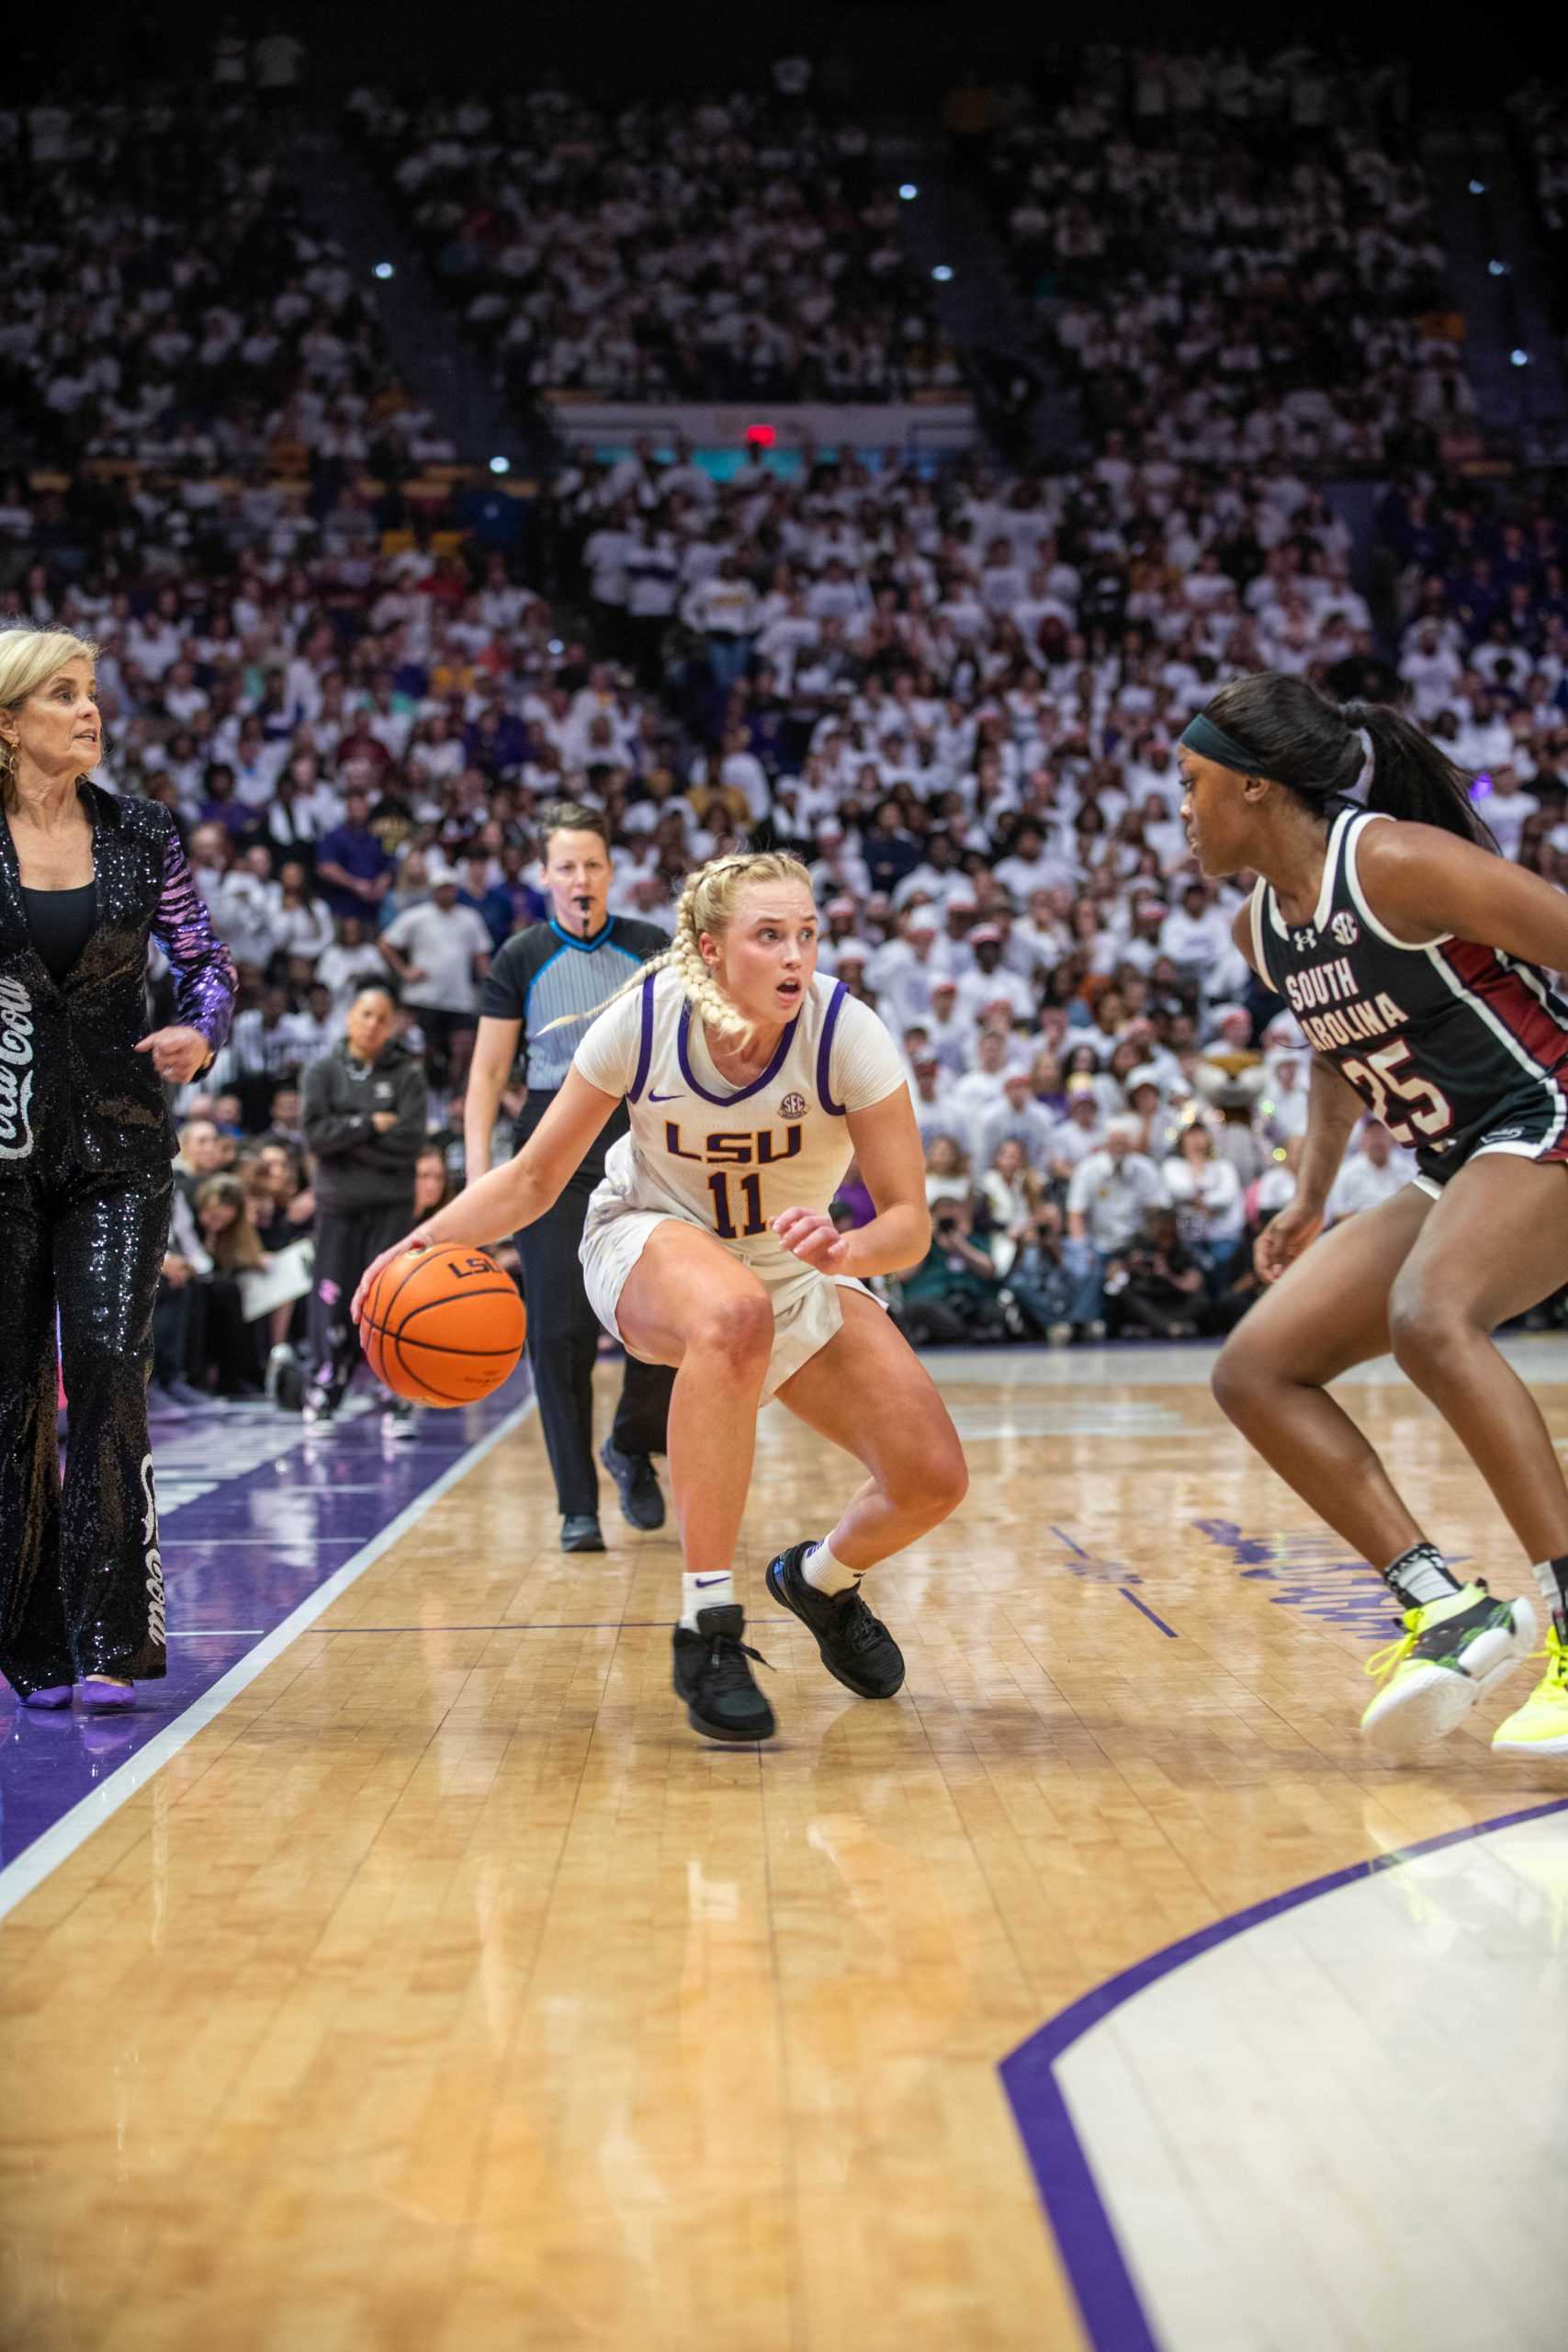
left=1360, top=1583, right=1536, bottom=1756
left=1491, top=1626, right=1568, bottom=1758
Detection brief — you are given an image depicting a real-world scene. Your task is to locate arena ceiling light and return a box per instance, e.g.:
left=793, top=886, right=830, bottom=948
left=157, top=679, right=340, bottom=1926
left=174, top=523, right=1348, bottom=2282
left=1488, top=259, right=1510, bottom=276
left=931, top=264, right=953, bottom=282
left=898, top=183, right=919, bottom=201
left=373, top=261, right=395, bottom=280
left=1510, top=349, right=1530, bottom=367
left=1469, top=179, right=1486, bottom=195
left=490, top=456, right=512, bottom=474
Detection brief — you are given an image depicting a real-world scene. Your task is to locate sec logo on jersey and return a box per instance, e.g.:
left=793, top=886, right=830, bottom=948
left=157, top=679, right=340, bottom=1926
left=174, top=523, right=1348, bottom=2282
left=779, top=1092, right=807, bottom=1118
left=1331, top=911, right=1359, bottom=946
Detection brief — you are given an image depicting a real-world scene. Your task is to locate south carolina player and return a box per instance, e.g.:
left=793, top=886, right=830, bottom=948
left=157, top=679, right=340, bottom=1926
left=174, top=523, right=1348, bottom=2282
left=355, top=853, right=966, bottom=1746
left=1182, top=672, right=1568, bottom=1761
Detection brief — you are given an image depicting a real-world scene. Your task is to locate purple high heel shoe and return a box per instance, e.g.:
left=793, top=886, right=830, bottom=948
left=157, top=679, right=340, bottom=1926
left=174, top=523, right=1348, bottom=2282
left=80, top=1678, right=134, bottom=1713
left=21, top=1684, right=73, bottom=1711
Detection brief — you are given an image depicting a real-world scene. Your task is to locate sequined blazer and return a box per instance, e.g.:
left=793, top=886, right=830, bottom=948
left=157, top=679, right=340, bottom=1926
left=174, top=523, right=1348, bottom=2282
left=0, top=783, right=236, bottom=1180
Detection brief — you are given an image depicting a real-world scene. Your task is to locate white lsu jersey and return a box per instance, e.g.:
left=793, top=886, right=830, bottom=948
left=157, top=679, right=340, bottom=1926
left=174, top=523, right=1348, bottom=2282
left=572, top=967, right=908, bottom=1272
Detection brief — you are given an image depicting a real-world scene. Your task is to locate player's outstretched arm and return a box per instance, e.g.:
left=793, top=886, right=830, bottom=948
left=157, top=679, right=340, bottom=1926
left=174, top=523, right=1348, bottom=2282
left=1255, top=1054, right=1360, bottom=1284
left=774, top=1085, right=931, bottom=1279
left=352, top=1071, right=619, bottom=1323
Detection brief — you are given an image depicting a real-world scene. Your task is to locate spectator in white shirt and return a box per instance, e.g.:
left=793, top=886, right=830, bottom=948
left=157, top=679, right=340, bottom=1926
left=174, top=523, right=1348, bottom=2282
left=1161, top=1118, right=1247, bottom=1281
left=1325, top=1119, right=1413, bottom=1222
left=377, top=881, right=492, bottom=1083
left=1159, top=880, right=1232, bottom=987
left=1065, top=1117, right=1169, bottom=1332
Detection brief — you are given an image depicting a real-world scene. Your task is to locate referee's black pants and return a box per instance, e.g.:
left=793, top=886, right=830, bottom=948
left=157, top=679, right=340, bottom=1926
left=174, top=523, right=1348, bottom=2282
left=516, top=1168, right=672, bottom=1519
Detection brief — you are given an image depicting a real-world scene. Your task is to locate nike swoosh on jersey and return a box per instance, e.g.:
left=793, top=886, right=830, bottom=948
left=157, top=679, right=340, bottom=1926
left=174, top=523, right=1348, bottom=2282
left=648, top=1090, right=683, bottom=1102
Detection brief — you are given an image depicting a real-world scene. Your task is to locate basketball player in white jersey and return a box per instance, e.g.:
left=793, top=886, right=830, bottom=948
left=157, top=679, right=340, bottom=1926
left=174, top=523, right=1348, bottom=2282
left=355, top=853, right=968, bottom=1744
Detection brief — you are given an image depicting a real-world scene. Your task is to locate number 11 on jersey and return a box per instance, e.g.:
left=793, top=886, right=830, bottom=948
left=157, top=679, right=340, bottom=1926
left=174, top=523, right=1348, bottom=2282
left=708, top=1169, right=767, bottom=1238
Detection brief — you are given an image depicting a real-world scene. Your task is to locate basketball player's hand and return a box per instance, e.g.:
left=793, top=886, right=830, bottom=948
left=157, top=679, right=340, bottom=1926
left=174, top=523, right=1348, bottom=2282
left=772, top=1207, right=850, bottom=1272
left=136, top=1024, right=209, bottom=1084
left=1255, top=1199, right=1323, bottom=1284
left=351, top=1227, right=434, bottom=1325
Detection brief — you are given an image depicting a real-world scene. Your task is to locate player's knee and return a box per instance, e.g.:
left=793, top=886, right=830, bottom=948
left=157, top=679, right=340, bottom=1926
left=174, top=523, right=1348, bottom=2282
left=1211, top=1336, right=1276, bottom=1426
left=887, top=1422, right=967, bottom=1520
left=1387, top=1270, right=1469, bottom=1370
left=694, top=1286, right=773, bottom=1374
left=922, top=1436, right=969, bottom=1520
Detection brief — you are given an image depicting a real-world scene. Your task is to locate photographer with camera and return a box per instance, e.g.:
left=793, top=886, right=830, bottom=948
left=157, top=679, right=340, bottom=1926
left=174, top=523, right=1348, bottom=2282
left=894, top=1189, right=1007, bottom=1347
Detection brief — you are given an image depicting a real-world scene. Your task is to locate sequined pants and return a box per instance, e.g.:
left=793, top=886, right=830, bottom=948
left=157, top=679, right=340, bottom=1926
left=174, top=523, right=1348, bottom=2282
left=0, top=1161, right=172, bottom=1695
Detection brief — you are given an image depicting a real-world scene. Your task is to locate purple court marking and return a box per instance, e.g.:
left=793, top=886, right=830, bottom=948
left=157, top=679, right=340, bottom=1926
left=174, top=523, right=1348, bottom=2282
left=998, top=1793, right=1568, bottom=2352
left=0, top=1379, right=531, bottom=1876
left=1116, top=1589, right=1178, bottom=1638
left=1049, top=1525, right=1089, bottom=1558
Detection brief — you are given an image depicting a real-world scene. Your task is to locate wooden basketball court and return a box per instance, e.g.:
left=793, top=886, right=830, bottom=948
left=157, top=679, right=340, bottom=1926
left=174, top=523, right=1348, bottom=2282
left=4, top=1342, right=1567, bottom=2351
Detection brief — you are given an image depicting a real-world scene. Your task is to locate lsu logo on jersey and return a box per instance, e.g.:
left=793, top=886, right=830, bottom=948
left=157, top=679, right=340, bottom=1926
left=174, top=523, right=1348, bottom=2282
left=665, top=1121, right=802, bottom=1165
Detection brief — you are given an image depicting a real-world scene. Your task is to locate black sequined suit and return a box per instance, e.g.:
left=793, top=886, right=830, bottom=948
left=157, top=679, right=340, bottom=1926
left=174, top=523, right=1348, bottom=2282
left=0, top=786, right=235, bottom=1695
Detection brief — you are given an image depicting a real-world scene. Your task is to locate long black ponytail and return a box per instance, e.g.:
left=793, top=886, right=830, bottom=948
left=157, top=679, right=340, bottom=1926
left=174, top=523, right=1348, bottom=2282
left=1199, top=673, right=1498, bottom=852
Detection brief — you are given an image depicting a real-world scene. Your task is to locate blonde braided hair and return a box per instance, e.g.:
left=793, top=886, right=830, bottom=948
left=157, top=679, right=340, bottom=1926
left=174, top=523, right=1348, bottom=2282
left=539, top=851, right=816, bottom=1045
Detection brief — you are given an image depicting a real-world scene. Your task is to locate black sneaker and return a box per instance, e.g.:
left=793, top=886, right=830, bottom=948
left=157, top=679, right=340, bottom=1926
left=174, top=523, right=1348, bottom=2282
left=600, top=1439, right=666, bottom=1531
left=671, top=1605, right=776, bottom=1743
left=765, top=1542, right=906, bottom=1700
left=560, top=1513, right=606, bottom=1553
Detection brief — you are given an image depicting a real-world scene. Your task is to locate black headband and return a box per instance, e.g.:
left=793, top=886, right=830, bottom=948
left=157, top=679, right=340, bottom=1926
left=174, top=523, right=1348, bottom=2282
left=1179, top=713, right=1266, bottom=775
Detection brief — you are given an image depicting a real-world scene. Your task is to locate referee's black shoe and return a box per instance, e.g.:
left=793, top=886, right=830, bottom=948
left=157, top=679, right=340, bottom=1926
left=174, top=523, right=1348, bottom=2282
left=765, top=1542, right=906, bottom=1700
left=600, top=1439, right=666, bottom=1532
left=671, top=1605, right=776, bottom=1743
left=560, top=1513, right=605, bottom=1553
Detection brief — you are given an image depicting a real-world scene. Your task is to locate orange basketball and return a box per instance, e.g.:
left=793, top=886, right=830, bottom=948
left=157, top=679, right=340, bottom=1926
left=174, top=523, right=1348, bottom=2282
left=360, top=1246, right=526, bottom=1407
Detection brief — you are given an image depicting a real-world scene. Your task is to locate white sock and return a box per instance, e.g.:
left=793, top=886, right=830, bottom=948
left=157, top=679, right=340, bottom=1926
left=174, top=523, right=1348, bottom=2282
left=1382, top=1542, right=1460, bottom=1610
left=1530, top=1554, right=1568, bottom=1636
left=681, top=1571, right=734, bottom=1629
left=802, top=1537, right=859, bottom=1597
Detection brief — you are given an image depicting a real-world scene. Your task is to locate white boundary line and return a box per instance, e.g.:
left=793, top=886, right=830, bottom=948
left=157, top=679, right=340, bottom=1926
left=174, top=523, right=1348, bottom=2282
left=0, top=1397, right=536, bottom=1928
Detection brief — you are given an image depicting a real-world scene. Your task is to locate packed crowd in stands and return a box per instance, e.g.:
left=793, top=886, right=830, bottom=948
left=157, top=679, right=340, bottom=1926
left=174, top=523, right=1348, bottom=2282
left=344, top=80, right=962, bottom=404
left=0, top=93, right=455, bottom=483
left=12, top=421, right=1566, bottom=1402
left=7, top=50, right=1568, bottom=1409
left=1508, top=79, right=1568, bottom=354
left=980, top=43, right=1469, bottom=471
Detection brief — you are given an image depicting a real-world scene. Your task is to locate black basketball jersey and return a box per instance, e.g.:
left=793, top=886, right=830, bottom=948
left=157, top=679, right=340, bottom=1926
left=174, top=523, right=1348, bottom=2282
left=1249, top=808, right=1568, bottom=1182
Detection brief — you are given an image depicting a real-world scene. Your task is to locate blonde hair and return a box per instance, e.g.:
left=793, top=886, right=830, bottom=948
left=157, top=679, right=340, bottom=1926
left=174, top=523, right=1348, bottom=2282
left=541, top=851, right=816, bottom=1045
left=0, top=622, right=102, bottom=808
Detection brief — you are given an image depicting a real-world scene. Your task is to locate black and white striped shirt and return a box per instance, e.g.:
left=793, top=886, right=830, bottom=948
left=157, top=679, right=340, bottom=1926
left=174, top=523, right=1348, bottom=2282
left=480, top=915, right=668, bottom=1092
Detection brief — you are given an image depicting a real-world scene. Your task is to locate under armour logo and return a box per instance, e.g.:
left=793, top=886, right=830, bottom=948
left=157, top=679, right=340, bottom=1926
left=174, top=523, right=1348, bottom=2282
left=1331, top=911, right=1359, bottom=946
left=1292, top=924, right=1319, bottom=952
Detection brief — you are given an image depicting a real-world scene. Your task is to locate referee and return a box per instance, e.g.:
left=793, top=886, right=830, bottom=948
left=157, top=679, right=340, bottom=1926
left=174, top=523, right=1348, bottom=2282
left=466, top=801, right=672, bottom=1551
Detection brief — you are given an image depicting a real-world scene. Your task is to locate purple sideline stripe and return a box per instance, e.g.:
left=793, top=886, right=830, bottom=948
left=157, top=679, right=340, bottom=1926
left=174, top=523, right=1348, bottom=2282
left=1116, top=1589, right=1178, bottom=1638
left=998, top=1792, right=1568, bottom=2352
left=0, top=1382, right=528, bottom=1872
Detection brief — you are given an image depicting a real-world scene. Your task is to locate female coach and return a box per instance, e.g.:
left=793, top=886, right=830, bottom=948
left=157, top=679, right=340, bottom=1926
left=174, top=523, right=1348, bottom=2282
left=0, top=625, right=235, bottom=1712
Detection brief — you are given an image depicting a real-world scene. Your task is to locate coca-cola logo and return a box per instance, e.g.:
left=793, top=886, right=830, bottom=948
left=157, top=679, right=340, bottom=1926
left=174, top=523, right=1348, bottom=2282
left=0, top=973, right=34, bottom=1160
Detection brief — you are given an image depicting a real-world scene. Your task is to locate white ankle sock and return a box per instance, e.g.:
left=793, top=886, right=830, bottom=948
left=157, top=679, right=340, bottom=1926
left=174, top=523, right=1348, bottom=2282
left=802, top=1538, right=859, bottom=1597
left=1530, top=1554, right=1568, bottom=1636
left=1382, top=1542, right=1460, bottom=1610
left=681, top=1571, right=734, bottom=1629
